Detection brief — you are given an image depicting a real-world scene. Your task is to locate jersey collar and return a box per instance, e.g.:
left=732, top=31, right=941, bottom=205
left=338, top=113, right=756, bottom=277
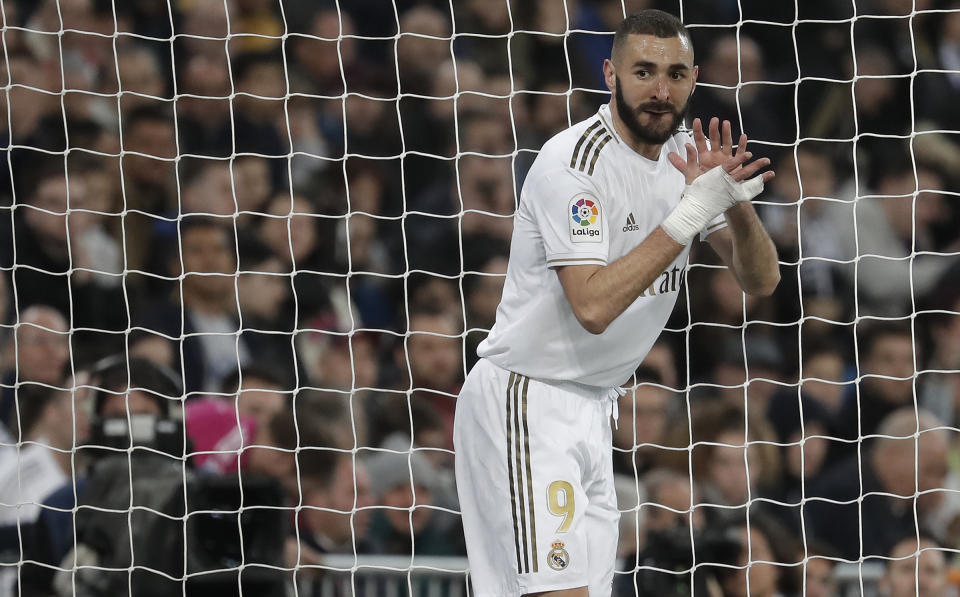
left=597, top=104, right=624, bottom=145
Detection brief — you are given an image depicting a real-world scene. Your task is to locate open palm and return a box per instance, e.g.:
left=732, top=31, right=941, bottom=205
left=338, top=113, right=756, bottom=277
left=667, top=117, right=776, bottom=185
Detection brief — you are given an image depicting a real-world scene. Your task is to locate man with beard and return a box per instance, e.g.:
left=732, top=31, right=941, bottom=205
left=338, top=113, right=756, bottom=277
left=453, top=9, right=780, bottom=597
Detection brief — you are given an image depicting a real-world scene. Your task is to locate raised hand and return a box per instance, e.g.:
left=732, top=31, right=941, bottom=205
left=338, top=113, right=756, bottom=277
left=667, top=117, right=775, bottom=185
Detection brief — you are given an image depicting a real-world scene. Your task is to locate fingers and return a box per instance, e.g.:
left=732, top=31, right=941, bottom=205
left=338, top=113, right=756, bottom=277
left=734, top=133, right=748, bottom=157
left=668, top=143, right=700, bottom=184
left=709, top=117, right=721, bottom=152
left=693, top=118, right=709, bottom=157
left=721, top=120, right=733, bottom=155
left=729, top=156, right=773, bottom=182
left=722, top=150, right=753, bottom=174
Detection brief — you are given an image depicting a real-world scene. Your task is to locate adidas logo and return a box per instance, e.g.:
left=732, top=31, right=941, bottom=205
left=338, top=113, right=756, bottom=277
left=623, top=212, right=640, bottom=232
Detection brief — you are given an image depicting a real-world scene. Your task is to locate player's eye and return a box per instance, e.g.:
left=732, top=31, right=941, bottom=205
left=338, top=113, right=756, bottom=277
left=670, top=71, right=685, bottom=80
left=635, top=70, right=648, bottom=78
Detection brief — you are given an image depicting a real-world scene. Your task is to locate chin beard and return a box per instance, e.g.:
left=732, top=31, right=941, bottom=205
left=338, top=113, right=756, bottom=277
left=615, top=76, right=690, bottom=145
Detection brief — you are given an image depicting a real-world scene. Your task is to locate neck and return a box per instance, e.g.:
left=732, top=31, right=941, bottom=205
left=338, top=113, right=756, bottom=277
left=184, top=289, right=235, bottom=316
left=608, top=100, right=663, bottom=161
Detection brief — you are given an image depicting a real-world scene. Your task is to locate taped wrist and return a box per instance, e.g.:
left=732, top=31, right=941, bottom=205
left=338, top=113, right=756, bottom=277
left=661, top=166, right=765, bottom=245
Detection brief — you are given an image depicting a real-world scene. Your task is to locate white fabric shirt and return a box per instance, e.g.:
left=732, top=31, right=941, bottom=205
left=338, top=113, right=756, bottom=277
left=478, top=104, right=725, bottom=388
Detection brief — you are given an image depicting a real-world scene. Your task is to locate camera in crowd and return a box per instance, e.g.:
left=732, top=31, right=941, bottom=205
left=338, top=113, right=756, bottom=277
left=623, top=523, right=744, bottom=597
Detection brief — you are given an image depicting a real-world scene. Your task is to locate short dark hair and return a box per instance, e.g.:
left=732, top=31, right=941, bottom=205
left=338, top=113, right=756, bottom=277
left=857, top=320, right=913, bottom=361
left=612, top=10, right=691, bottom=61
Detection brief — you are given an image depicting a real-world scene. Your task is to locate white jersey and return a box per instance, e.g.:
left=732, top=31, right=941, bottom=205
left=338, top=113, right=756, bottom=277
left=478, top=104, right=725, bottom=388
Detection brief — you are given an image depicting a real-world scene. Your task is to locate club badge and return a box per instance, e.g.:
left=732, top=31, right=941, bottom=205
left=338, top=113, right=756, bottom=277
left=547, top=540, right=570, bottom=571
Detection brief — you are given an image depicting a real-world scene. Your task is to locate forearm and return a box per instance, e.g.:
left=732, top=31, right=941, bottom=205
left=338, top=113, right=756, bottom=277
left=724, top=202, right=780, bottom=295
left=559, top=227, right=683, bottom=334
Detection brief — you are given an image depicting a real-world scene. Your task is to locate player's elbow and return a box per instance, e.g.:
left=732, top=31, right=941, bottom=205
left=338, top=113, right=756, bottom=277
left=744, top=269, right=780, bottom=297
left=573, top=305, right=610, bottom=335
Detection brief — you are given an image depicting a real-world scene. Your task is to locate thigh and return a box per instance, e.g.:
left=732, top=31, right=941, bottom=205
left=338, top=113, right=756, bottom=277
left=583, top=418, right=620, bottom=597
left=455, top=364, right=593, bottom=596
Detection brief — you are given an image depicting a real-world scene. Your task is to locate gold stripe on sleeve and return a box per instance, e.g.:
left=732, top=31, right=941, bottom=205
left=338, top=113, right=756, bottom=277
left=587, top=134, right=613, bottom=176
left=569, top=121, right=602, bottom=169
left=577, top=127, right=607, bottom=172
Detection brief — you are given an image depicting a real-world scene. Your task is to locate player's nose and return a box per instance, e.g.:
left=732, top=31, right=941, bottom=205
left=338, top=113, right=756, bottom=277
left=652, top=76, right=670, bottom=101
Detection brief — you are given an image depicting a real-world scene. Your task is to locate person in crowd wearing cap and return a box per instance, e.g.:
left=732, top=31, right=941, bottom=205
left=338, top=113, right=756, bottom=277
left=364, top=433, right=464, bottom=557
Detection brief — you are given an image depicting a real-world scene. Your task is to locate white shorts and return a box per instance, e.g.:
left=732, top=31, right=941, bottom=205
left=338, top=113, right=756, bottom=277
left=454, top=358, right=620, bottom=597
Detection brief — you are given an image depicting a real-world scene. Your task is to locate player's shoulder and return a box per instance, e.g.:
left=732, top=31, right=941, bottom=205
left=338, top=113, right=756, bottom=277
left=665, top=127, right=694, bottom=154
left=537, top=112, right=617, bottom=178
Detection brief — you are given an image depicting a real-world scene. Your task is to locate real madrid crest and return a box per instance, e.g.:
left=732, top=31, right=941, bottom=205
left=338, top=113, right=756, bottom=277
left=547, top=540, right=570, bottom=571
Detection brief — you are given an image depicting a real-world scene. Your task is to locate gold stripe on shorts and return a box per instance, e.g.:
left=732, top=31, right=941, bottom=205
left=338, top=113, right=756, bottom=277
left=512, top=373, right=530, bottom=573
left=505, top=372, right=524, bottom=573
left=520, top=375, right=538, bottom=572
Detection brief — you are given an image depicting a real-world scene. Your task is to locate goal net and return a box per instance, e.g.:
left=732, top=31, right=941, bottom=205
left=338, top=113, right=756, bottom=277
left=0, top=0, right=958, bottom=596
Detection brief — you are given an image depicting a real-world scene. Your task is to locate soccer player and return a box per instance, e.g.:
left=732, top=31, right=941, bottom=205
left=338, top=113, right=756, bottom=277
left=453, top=9, right=779, bottom=597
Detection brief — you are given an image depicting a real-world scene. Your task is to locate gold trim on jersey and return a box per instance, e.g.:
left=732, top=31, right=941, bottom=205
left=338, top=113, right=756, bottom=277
left=569, top=121, right=603, bottom=169
left=577, top=128, right=607, bottom=172
left=505, top=372, right=538, bottom=574
left=546, top=257, right=607, bottom=265
left=587, top=134, right=613, bottom=176
left=569, top=119, right=614, bottom=176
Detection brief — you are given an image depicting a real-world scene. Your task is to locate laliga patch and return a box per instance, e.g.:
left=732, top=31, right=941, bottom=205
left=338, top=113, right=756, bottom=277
left=569, top=195, right=602, bottom=243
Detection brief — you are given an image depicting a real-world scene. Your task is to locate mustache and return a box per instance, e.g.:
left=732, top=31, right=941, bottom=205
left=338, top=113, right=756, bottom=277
left=636, top=101, right=678, bottom=114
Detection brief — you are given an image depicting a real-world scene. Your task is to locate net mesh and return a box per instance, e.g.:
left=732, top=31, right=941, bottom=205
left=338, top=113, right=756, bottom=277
left=0, top=0, right=958, bottom=596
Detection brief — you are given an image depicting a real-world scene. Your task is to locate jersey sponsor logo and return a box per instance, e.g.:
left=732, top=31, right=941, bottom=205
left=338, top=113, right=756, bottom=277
left=547, top=540, right=570, bottom=571
left=623, top=212, right=639, bottom=232
left=640, top=264, right=686, bottom=297
left=570, top=196, right=602, bottom=243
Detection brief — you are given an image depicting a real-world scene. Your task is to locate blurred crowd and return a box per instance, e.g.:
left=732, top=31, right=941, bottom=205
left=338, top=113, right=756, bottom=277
left=0, top=0, right=958, bottom=595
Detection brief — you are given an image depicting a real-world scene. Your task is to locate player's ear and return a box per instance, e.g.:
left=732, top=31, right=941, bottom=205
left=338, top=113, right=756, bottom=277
left=691, top=64, right=699, bottom=91
left=603, top=58, right=616, bottom=93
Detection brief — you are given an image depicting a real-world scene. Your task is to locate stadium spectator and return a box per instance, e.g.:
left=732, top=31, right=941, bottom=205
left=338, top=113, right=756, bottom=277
left=614, top=367, right=671, bottom=477
left=258, top=193, right=340, bottom=321
left=690, top=403, right=780, bottom=512
left=0, top=385, right=86, bottom=525
left=879, top=536, right=952, bottom=597
left=364, top=434, right=464, bottom=556
left=764, top=393, right=834, bottom=534
left=222, top=365, right=291, bottom=429
left=0, top=305, right=70, bottom=429
left=797, top=343, right=849, bottom=415
left=18, top=356, right=184, bottom=595
left=231, top=51, right=289, bottom=186
left=388, top=309, right=462, bottom=452
left=716, top=522, right=792, bottom=597
left=834, top=161, right=953, bottom=317
left=463, top=251, right=508, bottom=370
left=689, top=34, right=793, bottom=149
left=114, top=42, right=167, bottom=112
left=0, top=160, right=126, bottom=353
left=805, top=408, right=950, bottom=560
left=133, top=217, right=256, bottom=395
left=298, top=449, right=374, bottom=555
left=176, top=51, right=233, bottom=157
left=804, top=554, right=839, bottom=597
left=615, top=468, right=705, bottom=597
left=834, top=321, right=915, bottom=445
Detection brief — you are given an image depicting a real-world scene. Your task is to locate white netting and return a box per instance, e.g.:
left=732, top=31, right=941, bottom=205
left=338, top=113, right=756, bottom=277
left=0, top=1, right=958, bottom=596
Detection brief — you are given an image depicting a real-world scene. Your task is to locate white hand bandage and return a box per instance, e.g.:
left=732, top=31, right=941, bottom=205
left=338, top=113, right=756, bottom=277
left=661, top=166, right=764, bottom=245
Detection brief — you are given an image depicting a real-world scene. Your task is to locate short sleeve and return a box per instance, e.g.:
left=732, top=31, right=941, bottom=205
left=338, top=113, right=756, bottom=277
left=524, top=168, right=609, bottom=268
left=700, top=212, right=728, bottom=241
